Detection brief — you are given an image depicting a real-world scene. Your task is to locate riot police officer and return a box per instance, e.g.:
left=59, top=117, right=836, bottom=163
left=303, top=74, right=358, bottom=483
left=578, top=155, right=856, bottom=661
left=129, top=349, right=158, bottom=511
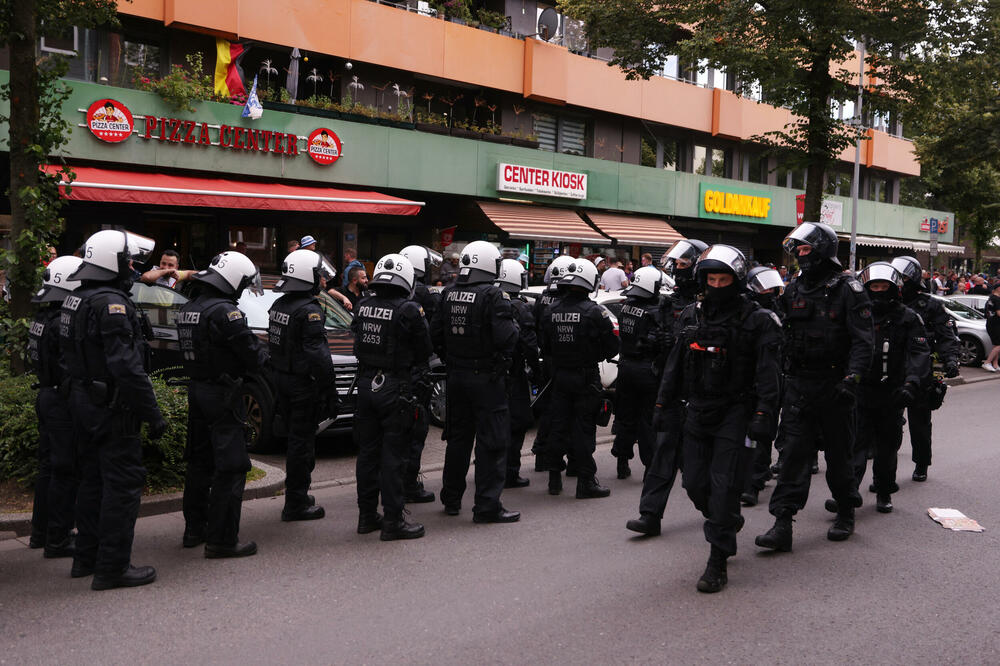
left=656, top=245, right=782, bottom=592
left=495, top=258, right=540, bottom=488
left=431, top=241, right=520, bottom=523
left=741, top=265, right=786, bottom=507
left=848, top=262, right=930, bottom=513
left=756, top=222, right=873, bottom=552
left=28, top=255, right=83, bottom=558
left=611, top=265, right=668, bottom=479
left=891, top=255, right=960, bottom=482
left=540, top=258, right=619, bottom=499
left=177, top=251, right=269, bottom=557
left=61, top=230, right=166, bottom=590
left=398, top=245, right=443, bottom=503
left=352, top=254, right=433, bottom=540
left=626, top=238, right=707, bottom=537
left=268, top=250, right=339, bottom=522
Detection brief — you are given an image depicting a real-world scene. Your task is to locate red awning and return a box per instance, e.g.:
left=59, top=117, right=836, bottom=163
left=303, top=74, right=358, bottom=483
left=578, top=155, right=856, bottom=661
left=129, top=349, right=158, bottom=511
left=44, top=166, right=424, bottom=215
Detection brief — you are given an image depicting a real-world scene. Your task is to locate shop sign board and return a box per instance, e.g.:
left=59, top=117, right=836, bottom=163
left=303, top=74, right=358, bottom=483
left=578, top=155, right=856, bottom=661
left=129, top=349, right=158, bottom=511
left=920, top=216, right=949, bottom=233
left=86, top=99, right=134, bottom=143
left=700, top=183, right=773, bottom=222
left=795, top=193, right=843, bottom=227
left=306, top=128, right=343, bottom=165
left=497, top=163, right=587, bottom=199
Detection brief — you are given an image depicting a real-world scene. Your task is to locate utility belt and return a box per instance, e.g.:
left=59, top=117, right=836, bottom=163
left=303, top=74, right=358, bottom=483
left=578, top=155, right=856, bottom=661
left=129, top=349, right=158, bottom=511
left=67, top=377, right=120, bottom=408
left=446, top=355, right=501, bottom=373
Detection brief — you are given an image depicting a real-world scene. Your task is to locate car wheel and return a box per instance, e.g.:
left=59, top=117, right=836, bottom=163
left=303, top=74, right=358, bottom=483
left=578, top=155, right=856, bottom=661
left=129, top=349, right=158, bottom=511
left=241, top=380, right=277, bottom=453
left=958, top=335, right=985, bottom=366
left=428, top=376, right=446, bottom=428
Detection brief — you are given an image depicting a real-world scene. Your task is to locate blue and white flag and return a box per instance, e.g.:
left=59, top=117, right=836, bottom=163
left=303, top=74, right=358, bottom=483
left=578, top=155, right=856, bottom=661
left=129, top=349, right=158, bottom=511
left=242, top=74, right=263, bottom=120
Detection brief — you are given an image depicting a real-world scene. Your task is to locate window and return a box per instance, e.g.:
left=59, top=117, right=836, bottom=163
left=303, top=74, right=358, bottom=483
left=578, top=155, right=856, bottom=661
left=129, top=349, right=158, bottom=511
left=40, top=26, right=79, bottom=56
left=825, top=171, right=852, bottom=196
left=743, top=153, right=766, bottom=184
left=695, top=146, right=729, bottom=177
left=533, top=112, right=587, bottom=155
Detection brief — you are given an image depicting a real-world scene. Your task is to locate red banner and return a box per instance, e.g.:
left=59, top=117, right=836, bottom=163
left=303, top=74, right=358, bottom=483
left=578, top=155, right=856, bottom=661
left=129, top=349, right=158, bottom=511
left=440, top=226, right=456, bottom=247
left=795, top=194, right=806, bottom=225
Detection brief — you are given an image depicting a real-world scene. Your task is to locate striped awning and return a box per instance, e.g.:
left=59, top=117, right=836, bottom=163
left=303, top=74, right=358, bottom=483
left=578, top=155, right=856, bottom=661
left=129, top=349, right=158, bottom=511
left=912, top=241, right=966, bottom=255
left=583, top=212, right=684, bottom=246
left=477, top=201, right=606, bottom=244
left=839, top=234, right=914, bottom=250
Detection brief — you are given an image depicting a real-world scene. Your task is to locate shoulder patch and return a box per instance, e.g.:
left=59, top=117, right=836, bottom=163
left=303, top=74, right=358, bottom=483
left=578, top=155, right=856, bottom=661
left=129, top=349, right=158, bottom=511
left=848, top=279, right=863, bottom=293
left=600, top=308, right=610, bottom=318
left=859, top=307, right=872, bottom=319
left=501, top=291, right=510, bottom=300
left=308, top=312, right=322, bottom=322
left=107, top=303, right=126, bottom=315
left=227, top=310, right=244, bottom=321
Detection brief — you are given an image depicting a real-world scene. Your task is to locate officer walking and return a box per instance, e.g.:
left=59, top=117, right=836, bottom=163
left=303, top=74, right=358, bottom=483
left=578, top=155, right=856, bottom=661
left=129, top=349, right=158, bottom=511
left=847, top=262, right=930, bottom=514
left=28, top=255, right=83, bottom=558
left=352, top=254, right=433, bottom=540
left=398, top=245, right=443, bottom=504
left=756, top=222, right=873, bottom=552
left=431, top=241, right=520, bottom=523
left=177, top=251, right=269, bottom=558
left=611, top=265, right=668, bottom=479
left=656, top=245, right=782, bottom=592
left=61, top=230, right=166, bottom=590
left=539, top=258, right=619, bottom=499
left=626, top=238, right=707, bottom=537
left=495, top=258, right=540, bottom=488
left=891, top=255, right=960, bottom=482
left=268, top=250, right=340, bottom=522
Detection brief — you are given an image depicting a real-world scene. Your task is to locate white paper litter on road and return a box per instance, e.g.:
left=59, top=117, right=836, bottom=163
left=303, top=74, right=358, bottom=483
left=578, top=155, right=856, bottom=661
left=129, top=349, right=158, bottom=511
left=928, top=507, right=985, bottom=532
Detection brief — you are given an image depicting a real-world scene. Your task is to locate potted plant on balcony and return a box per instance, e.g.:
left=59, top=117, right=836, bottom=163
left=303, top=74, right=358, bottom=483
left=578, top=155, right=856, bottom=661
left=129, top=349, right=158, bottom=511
left=262, top=87, right=299, bottom=114
left=481, top=120, right=512, bottom=144
left=298, top=95, right=341, bottom=119
left=443, top=0, right=472, bottom=25
left=450, top=119, right=482, bottom=140
left=507, top=130, right=540, bottom=149
left=415, top=111, right=451, bottom=135
left=477, top=9, right=507, bottom=33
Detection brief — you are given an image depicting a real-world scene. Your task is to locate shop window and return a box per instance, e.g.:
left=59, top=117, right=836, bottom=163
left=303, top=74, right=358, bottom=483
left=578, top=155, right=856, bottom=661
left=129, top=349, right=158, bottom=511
left=534, top=112, right=587, bottom=155
left=108, top=35, right=162, bottom=88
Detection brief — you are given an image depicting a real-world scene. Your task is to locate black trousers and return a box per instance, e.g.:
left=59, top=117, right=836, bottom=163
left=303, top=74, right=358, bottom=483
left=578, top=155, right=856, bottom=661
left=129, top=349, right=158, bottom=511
left=69, top=386, right=146, bottom=577
left=745, top=437, right=774, bottom=493
left=546, top=367, right=601, bottom=480
left=611, top=359, right=660, bottom=468
left=682, top=402, right=752, bottom=556
left=31, top=387, right=78, bottom=546
left=907, top=402, right=933, bottom=467
left=182, top=380, right=251, bottom=546
left=853, top=404, right=905, bottom=495
left=354, top=372, right=412, bottom=521
left=768, top=378, right=861, bottom=517
left=405, top=406, right=430, bottom=487
left=440, top=369, right=509, bottom=515
left=273, top=372, right=320, bottom=510
left=637, top=402, right=684, bottom=518
left=507, top=369, right=533, bottom=480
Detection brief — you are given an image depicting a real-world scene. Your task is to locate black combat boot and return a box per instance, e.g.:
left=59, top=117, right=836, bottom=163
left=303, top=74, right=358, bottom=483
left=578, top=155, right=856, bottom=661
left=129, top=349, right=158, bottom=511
left=617, top=457, right=631, bottom=480
left=696, top=547, right=729, bottom=593
left=827, top=508, right=855, bottom=541
left=824, top=498, right=838, bottom=514
left=576, top=476, right=611, bottom=499
left=505, top=474, right=530, bottom=489
left=755, top=513, right=793, bottom=552
left=380, top=517, right=425, bottom=541
left=625, top=513, right=661, bottom=536
left=740, top=490, right=759, bottom=507
left=205, top=541, right=258, bottom=559
left=182, top=530, right=206, bottom=548
left=912, top=464, right=928, bottom=482
left=281, top=505, right=325, bottom=522
left=876, top=494, right=893, bottom=513
left=404, top=480, right=435, bottom=503
left=91, top=565, right=157, bottom=591
left=43, top=535, right=75, bottom=559
left=357, top=512, right=384, bottom=534
left=548, top=470, right=562, bottom=495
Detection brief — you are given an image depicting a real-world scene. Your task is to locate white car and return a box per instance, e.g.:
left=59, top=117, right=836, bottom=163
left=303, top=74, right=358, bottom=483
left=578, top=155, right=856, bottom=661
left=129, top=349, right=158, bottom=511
left=936, top=295, right=994, bottom=366
left=948, top=293, right=989, bottom=312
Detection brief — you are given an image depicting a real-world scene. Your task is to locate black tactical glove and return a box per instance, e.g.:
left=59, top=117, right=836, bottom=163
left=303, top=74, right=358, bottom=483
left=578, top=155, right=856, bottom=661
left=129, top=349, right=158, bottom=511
left=892, top=382, right=919, bottom=407
left=148, top=416, right=168, bottom=441
left=833, top=374, right=861, bottom=404
left=652, top=404, right=669, bottom=432
left=748, top=411, right=775, bottom=443
left=943, top=362, right=960, bottom=378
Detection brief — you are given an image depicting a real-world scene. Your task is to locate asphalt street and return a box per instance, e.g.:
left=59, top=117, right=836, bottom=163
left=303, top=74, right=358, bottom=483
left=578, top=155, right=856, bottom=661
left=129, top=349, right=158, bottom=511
left=3, top=380, right=1000, bottom=664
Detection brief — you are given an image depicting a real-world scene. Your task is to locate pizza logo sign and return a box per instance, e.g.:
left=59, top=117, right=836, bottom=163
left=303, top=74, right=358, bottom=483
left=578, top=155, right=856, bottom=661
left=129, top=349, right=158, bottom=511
left=306, top=128, right=342, bottom=166
left=86, top=99, right=134, bottom=143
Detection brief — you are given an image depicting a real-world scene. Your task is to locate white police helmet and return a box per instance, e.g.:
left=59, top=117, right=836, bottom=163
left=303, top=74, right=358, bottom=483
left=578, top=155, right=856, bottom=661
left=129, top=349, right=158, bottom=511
left=625, top=265, right=663, bottom=298
left=859, top=261, right=903, bottom=297
left=661, top=239, right=709, bottom=275
left=70, top=229, right=155, bottom=282
left=33, top=256, right=84, bottom=303
left=458, top=240, right=502, bottom=284
left=890, top=255, right=922, bottom=284
left=371, top=253, right=415, bottom=293
left=747, top=266, right=784, bottom=294
left=275, top=249, right=337, bottom=293
left=400, top=245, right=443, bottom=280
left=496, top=258, right=527, bottom=294
left=543, top=255, right=576, bottom=285
left=695, top=244, right=749, bottom=287
left=560, top=257, right=599, bottom=291
left=191, top=251, right=262, bottom=296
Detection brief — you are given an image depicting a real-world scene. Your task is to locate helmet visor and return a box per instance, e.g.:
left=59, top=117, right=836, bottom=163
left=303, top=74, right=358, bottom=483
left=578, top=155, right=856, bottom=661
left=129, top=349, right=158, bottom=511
left=317, top=255, right=337, bottom=282
left=248, top=270, right=264, bottom=296
left=427, top=249, right=443, bottom=269
left=124, top=232, right=156, bottom=265
left=859, top=262, right=901, bottom=287
left=781, top=223, right=828, bottom=255
left=890, top=256, right=922, bottom=282
left=748, top=268, right=784, bottom=294
left=697, top=245, right=748, bottom=280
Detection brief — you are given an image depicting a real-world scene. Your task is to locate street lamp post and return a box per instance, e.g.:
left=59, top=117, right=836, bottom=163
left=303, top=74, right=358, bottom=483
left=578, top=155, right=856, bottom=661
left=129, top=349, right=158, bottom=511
left=849, top=38, right=866, bottom=275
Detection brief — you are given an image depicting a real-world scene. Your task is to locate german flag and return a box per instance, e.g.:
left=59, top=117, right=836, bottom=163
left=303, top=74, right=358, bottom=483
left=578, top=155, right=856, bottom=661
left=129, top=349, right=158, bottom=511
left=214, top=39, right=249, bottom=99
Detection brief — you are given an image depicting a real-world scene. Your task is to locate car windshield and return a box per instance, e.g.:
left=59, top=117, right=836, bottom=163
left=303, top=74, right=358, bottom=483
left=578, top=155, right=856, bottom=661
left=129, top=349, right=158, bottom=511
left=238, top=288, right=354, bottom=331
left=941, top=298, right=985, bottom=320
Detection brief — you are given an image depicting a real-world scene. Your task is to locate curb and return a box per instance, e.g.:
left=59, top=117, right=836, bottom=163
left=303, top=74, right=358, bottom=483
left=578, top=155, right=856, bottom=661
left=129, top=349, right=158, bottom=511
left=0, top=459, right=286, bottom=539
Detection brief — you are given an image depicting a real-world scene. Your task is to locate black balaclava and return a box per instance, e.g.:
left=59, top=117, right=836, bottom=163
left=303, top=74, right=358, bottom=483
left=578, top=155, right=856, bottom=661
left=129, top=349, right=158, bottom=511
left=867, top=287, right=898, bottom=316
left=702, top=274, right=741, bottom=314
left=900, top=278, right=920, bottom=303
left=674, top=264, right=699, bottom=298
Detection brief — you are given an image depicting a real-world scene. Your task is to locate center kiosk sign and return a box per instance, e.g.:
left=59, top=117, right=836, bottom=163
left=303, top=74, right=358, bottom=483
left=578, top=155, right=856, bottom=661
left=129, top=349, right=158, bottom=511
left=497, top=163, right=588, bottom=200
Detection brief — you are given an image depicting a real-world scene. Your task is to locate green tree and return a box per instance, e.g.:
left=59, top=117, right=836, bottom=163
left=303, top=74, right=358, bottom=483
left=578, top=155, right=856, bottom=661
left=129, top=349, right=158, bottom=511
left=558, top=0, right=936, bottom=223
left=0, top=0, right=121, bottom=371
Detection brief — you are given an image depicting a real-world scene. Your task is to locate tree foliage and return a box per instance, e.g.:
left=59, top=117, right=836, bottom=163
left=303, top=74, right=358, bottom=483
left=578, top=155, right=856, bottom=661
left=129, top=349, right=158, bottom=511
left=558, top=0, right=937, bottom=222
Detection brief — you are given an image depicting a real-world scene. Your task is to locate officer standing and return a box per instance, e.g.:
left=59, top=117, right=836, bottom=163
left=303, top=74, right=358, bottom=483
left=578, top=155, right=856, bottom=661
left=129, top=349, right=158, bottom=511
left=756, top=222, right=873, bottom=552
left=656, top=245, right=782, bottom=592
left=398, top=245, right=443, bottom=504
left=177, top=251, right=269, bottom=557
left=891, top=255, right=960, bottom=482
left=740, top=265, right=786, bottom=507
left=626, top=238, right=707, bottom=537
left=268, top=250, right=339, bottom=522
left=431, top=241, right=520, bottom=523
left=611, top=265, right=668, bottom=479
left=28, top=256, right=83, bottom=558
left=61, top=230, right=166, bottom=590
left=495, top=258, right=540, bottom=488
left=352, top=254, right=433, bottom=540
left=539, top=258, right=619, bottom=499
left=848, top=262, right=931, bottom=513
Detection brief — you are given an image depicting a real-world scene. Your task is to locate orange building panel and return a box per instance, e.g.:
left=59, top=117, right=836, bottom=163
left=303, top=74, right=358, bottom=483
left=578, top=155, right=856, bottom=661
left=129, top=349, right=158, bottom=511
left=240, top=0, right=351, bottom=59
left=640, top=76, right=713, bottom=134
left=118, top=0, right=164, bottom=21
left=165, top=0, right=239, bottom=39
left=443, top=23, right=523, bottom=93
left=563, top=54, right=642, bottom=116
left=523, top=38, right=567, bottom=105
